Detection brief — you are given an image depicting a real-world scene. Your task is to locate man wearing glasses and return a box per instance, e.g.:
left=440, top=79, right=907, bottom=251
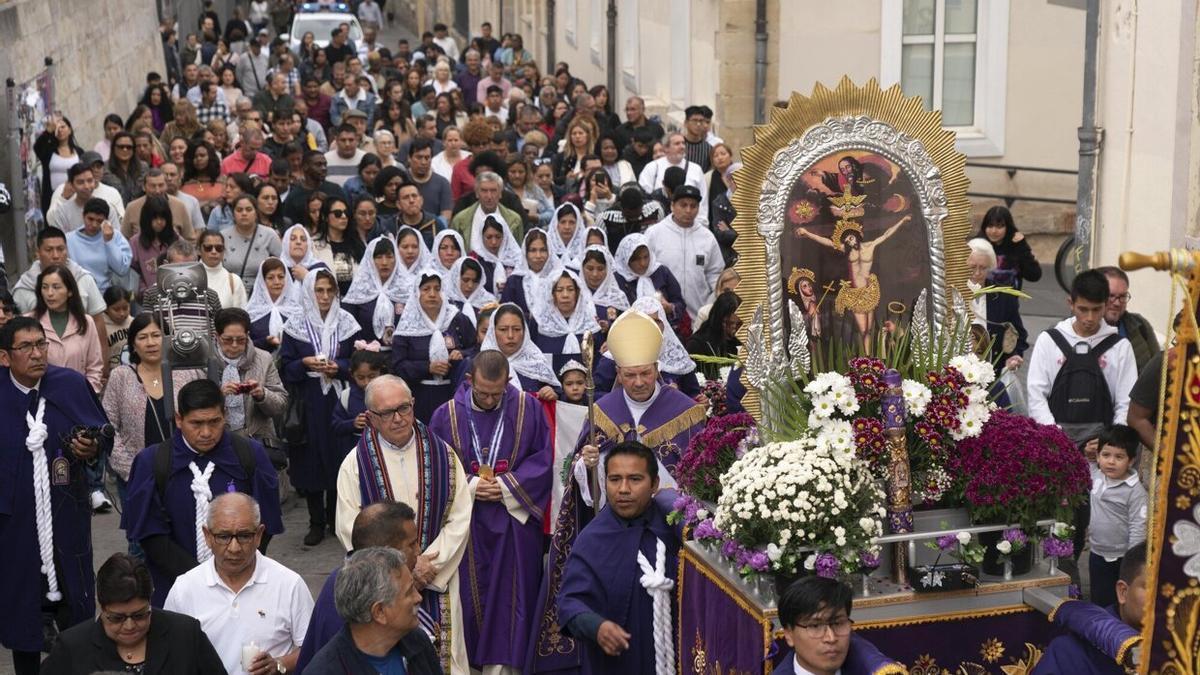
left=0, top=316, right=111, bottom=675
left=335, top=374, right=472, bottom=674
left=774, top=577, right=900, bottom=675
left=122, top=379, right=283, bottom=607
left=166, top=492, right=313, bottom=675
left=1098, top=266, right=1161, bottom=373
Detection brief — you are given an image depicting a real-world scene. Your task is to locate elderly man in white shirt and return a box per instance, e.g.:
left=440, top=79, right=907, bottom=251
left=165, top=492, right=314, bottom=675
left=638, top=132, right=707, bottom=216
left=643, top=185, right=724, bottom=322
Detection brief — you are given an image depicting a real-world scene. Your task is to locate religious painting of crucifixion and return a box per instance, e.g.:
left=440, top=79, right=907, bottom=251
left=784, top=150, right=928, bottom=352
left=730, top=77, right=973, bottom=417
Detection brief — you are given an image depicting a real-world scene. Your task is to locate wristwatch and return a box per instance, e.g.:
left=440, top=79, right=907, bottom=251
left=275, top=659, right=287, bottom=674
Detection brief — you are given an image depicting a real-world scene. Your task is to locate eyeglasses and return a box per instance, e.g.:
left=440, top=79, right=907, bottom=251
left=102, top=606, right=152, bottom=625
left=115, top=144, right=134, bottom=150
left=7, top=339, right=50, bottom=355
left=202, top=244, right=225, bottom=253
left=329, top=209, right=348, bottom=217
left=794, top=618, right=854, bottom=639
left=1108, top=292, right=1132, bottom=303
left=210, top=530, right=258, bottom=546
left=219, top=336, right=249, bottom=345
left=369, top=403, right=414, bottom=420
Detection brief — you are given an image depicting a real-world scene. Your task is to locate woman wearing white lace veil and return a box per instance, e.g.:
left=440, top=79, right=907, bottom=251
left=278, top=268, right=361, bottom=545
left=245, top=256, right=302, bottom=353
left=390, top=267, right=478, bottom=421
left=469, top=214, right=523, bottom=294
left=593, top=296, right=701, bottom=397
left=477, top=302, right=560, bottom=400
left=583, top=225, right=608, bottom=251
left=532, top=267, right=602, bottom=373
left=280, top=223, right=326, bottom=284
left=445, top=256, right=496, bottom=327
left=393, top=225, right=432, bottom=303
left=499, top=228, right=563, bottom=318
left=579, top=244, right=629, bottom=332
left=548, top=203, right=587, bottom=267
left=341, top=236, right=409, bottom=345
left=612, top=232, right=688, bottom=334
left=430, top=229, right=466, bottom=279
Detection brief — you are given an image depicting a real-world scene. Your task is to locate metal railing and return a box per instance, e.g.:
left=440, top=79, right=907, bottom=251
left=965, top=162, right=1077, bottom=208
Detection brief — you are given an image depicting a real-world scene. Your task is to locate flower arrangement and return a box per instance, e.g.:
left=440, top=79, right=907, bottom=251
left=673, top=413, right=756, bottom=503
left=712, top=435, right=885, bottom=578
left=948, top=410, right=1090, bottom=532
left=925, top=530, right=985, bottom=568
left=1042, top=522, right=1075, bottom=560
left=995, top=528, right=1028, bottom=561
left=804, top=353, right=995, bottom=505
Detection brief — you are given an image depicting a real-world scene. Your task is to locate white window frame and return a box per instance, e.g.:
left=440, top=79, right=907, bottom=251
left=620, top=0, right=640, bottom=93
left=564, top=0, right=577, bottom=47
left=880, top=0, right=1009, bottom=157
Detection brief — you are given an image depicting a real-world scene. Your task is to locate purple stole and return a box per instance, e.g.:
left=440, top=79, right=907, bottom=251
left=354, top=420, right=455, bottom=655
left=442, top=385, right=544, bottom=520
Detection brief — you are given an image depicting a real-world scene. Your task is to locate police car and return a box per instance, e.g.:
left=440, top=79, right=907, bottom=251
left=285, top=2, right=364, bottom=53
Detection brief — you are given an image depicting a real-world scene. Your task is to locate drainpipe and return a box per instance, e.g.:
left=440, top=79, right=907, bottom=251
left=546, top=0, right=556, bottom=72
left=1074, top=0, right=1103, bottom=271
left=753, top=0, right=768, bottom=124
left=606, top=0, right=617, bottom=97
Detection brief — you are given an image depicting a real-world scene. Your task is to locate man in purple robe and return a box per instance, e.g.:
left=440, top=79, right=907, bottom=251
left=558, top=441, right=683, bottom=675
left=295, top=501, right=428, bottom=674
left=1032, top=542, right=1146, bottom=674
left=0, top=317, right=111, bottom=675
left=430, top=350, right=552, bottom=675
left=528, top=309, right=706, bottom=673
left=774, top=577, right=902, bottom=675
left=122, top=379, right=283, bottom=606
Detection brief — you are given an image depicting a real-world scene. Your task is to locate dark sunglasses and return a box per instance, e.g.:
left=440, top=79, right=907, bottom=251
left=202, top=244, right=225, bottom=253
left=115, top=144, right=134, bottom=150
left=329, top=209, right=347, bottom=217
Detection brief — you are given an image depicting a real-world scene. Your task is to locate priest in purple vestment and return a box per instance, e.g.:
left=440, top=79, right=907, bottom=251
left=528, top=308, right=706, bottom=674
left=558, top=441, right=683, bottom=675
left=430, top=350, right=552, bottom=675
left=0, top=317, right=111, bottom=675
left=774, top=577, right=903, bottom=675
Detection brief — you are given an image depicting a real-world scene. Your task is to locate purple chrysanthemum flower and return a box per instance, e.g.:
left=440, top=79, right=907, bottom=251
left=1002, top=528, right=1028, bottom=547
left=936, top=534, right=958, bottom=551
left=859, top=550, right=881, bottom=569
left=1042, top=537, right=1074, bottom=559
left=815, top=553, right=840, bottom=579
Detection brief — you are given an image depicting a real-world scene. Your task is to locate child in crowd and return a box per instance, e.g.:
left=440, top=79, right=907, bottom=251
left=0, top=290, right=15, bottom=331
left=558, top=359, right=587, bottom=404
left=102, top=286, right=133, bottom=368
left=1084, top=424, right=1148, bottom=608
left=332, top=348, right=389, bottom=447
left=475, top=303, right=497, bottom=347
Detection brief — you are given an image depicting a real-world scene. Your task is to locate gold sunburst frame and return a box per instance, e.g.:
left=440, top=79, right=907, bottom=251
left=730, top=77, right=972, bottom=418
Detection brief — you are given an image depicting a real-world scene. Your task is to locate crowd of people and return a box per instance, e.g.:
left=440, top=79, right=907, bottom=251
left=0, top=2, right=1166, bottom=674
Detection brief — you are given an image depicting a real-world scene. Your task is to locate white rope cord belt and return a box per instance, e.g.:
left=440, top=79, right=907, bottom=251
left=189, top=461, right=217, bottom=562
left=636, top=537, right=675, bottom=675
left=27, top=398, right=62, bottom=601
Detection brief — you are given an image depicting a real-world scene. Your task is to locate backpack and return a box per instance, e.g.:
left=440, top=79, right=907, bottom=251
left=1046, top=329, right=1123, bottom=425
left=152, top=434, right=257, bottom=520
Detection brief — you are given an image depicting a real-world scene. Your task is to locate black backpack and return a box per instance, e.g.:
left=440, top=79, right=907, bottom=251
left=152, top=434, right=257, bottom=519
left=1046, top=329, right=1123, bottom=425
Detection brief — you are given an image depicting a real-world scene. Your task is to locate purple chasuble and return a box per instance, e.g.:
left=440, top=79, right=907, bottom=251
left=430, top=382, right=552, bottom=670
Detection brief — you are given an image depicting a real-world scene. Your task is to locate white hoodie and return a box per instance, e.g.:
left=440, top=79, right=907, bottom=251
left=1025, top=317, right=1137, bottom=427
left=643, top=215, right=724, bottom=322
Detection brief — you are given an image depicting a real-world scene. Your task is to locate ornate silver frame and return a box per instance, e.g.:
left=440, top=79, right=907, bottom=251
left=753, top=115, right=951, bottom=354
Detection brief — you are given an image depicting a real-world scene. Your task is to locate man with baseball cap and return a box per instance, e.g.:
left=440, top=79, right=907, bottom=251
left=644, top=184, right=725, bottom=322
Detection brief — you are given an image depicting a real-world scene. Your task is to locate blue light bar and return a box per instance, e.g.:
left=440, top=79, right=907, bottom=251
left=299, top=2, right=350, bottom=12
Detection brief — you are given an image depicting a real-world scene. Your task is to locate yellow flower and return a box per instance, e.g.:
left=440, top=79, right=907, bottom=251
left=1178, top=494, right=1193, bottom=511
left=980, top=637, right=1005, bottom=663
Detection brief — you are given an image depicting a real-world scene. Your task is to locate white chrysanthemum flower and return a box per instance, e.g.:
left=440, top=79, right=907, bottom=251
left=902, top=379, right=932, bottom=417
